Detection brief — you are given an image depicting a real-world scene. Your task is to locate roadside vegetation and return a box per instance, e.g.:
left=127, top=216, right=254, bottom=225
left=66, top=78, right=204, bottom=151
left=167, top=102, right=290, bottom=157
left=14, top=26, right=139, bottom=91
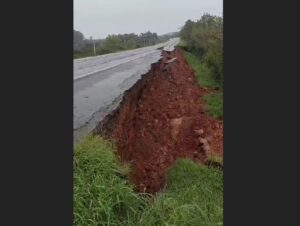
left=179, top=14, right=223, bottom=119
left=203, top=93, right=223, bottom=119
left=138, top=159, right=223, bottom=226
left=74, top=13, right=223, bottom=226
left=74, top=136, right=223, bottom=226
left=183, top=51, right=219, bottom=89
left=74, top=30, right=179, bottom=59
left=74, top=135, right=147, bottom=225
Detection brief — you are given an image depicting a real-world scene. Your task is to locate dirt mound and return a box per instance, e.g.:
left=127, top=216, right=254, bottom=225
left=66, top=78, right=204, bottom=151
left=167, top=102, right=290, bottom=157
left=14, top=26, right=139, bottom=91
left=94, top=49, right=223, bottom=193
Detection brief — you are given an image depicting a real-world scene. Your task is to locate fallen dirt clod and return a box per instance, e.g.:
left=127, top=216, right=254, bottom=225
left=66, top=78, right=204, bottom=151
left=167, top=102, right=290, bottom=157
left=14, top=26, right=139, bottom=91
left=93, top=48, right=223, bottom=193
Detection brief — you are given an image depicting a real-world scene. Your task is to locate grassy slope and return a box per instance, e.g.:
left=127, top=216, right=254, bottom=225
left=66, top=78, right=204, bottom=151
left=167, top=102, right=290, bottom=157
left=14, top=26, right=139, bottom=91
left=183, top=51, right=219, bottom=89
left=139, top=159, right=223, bottom=226
left=74, top=136, right=223, bottom=226
left=183, top=51, right=223, bottom=119
left=203, top=93, right=223, bottom=119
left=74, top=135, right=147, bottom=226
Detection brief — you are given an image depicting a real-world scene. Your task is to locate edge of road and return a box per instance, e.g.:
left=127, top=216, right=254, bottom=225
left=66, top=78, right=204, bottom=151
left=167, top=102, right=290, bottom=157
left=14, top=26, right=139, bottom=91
left=74, top=49, right=161, bottom=81
left=73, top=38, right=179, bottom=81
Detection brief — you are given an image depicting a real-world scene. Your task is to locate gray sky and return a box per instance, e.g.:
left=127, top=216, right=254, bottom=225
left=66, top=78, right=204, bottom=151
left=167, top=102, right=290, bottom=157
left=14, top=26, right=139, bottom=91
left=74, top=0, right=223, bottom=39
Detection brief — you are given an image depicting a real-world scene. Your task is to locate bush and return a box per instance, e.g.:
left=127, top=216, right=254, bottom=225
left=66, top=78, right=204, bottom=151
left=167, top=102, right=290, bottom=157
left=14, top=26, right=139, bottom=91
left=180, top=14, right=223, bottom=87
left=204, top=38, right=223, bottom=87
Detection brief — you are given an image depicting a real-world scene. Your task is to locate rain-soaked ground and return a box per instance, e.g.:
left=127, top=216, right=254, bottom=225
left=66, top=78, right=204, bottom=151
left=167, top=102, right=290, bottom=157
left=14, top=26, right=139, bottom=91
left=73, top=38, right=180, bottom=143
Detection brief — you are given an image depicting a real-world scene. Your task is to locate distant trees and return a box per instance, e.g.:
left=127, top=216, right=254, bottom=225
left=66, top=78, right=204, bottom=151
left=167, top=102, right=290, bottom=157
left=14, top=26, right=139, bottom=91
left=73, top=30, right=176, bottom=59
left=138, top=31, right=159, bottom=47
left=180, top=14, right=223, bottom=86
left=103, top=33, right=139, bottom=51
left=103, top=35, right=123, bottom=52
left=118, top=33, right=139, bottom=49
left=158, top=32, right=180, bottom=42
left=73, top=30, right=84, bottom=51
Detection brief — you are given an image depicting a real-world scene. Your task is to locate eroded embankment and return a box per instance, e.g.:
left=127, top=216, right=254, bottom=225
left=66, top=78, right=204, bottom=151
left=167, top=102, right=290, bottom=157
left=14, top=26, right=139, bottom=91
left=93, top=48, right=223, bottom=193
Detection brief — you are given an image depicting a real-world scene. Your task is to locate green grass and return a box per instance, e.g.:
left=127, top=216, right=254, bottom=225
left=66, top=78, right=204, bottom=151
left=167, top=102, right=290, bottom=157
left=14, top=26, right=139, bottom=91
left=74, top=136, right=223, bottom=226
left=203, top=92, right=223, bottom=119
left=74, top=135, right=148, bottom=226
left=139, top=159, right=223, bottom=226
left=183, top=51, right=219, bottom=89
left=182, top=50, right=223, bottom=119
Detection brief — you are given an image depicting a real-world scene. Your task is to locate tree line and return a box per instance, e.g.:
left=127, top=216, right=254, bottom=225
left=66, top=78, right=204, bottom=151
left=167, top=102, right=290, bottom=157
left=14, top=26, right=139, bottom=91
left=74, top=30, right=178, bottom=59
left=180, top=14, right=223, bottom=87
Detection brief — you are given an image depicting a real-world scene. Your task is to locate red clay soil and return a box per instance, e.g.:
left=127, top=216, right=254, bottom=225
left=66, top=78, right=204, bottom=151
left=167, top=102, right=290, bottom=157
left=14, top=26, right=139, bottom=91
left=94, top=48, right=223, bottom=193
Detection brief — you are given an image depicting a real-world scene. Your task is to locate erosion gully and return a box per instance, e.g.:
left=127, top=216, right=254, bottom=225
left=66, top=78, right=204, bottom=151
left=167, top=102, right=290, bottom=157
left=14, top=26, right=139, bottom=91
left=93, top=48, right=223, bottom=193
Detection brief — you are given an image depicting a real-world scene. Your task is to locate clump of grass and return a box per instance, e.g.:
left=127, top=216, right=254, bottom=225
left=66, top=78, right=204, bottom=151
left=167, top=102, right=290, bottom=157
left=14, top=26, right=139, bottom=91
left=73, top=135, right=148, bottom=226
left=203, top=92, right=223, bottom=119
left=183, top=51, right=219, bottom=89
left=139, top=159, right=223, bottom=226
left=74, top=136, right=223, bottom=225
left=207, top=154, right=223, bottom=165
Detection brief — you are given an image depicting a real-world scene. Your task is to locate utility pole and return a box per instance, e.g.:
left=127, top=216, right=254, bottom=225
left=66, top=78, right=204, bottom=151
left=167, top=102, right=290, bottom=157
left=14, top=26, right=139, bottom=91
left=90, top=36, right=96, bottom=56
left=92, top=39, right=96, bottom=56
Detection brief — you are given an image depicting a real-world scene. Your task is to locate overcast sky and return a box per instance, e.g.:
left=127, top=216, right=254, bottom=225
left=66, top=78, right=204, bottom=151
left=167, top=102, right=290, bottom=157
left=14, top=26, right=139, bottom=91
left=74, top=0, right=223, bottom=39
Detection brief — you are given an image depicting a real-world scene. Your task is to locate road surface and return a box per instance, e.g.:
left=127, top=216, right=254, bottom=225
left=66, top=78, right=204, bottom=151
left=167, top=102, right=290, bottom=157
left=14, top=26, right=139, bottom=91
left=74, top=38, right=180, bottom=143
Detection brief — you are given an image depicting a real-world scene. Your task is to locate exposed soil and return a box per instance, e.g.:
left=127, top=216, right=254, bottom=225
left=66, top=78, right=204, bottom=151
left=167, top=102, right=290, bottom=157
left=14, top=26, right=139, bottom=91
left=93, top=48, right=223, bottom=193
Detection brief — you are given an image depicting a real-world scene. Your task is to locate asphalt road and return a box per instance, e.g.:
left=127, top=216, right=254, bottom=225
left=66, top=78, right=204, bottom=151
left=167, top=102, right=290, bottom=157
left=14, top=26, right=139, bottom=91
left=74, top=38, right=180, bottom=143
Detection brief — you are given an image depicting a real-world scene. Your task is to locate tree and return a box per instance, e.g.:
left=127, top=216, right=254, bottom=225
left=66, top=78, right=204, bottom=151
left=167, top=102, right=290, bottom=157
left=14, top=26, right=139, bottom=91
left=138, top=31, right=159, bottom=46
left=103, top=35, right=123, bottom=51
left=180, top=14, right=223, bottom=86
left=204, top=37, right=223, bottom=86
left=74, top=30, right=85, bottom=51
left=74, top=30, right=175, bottom=58
left=180, top=20, right=194, bottom=42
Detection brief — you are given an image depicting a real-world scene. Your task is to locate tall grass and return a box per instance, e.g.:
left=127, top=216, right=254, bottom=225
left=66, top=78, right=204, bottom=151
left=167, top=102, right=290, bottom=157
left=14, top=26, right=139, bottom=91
left=74, top=136, right=223, bottom=226
left=74, top=135, right=148, bottom=226
left=183, top=50, right=223, bottom=119
left=203, top=92, right=223, bottom=119
left=183, top=51, right=219, bottom=89
left=139, top=159, right=223, bottom=226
